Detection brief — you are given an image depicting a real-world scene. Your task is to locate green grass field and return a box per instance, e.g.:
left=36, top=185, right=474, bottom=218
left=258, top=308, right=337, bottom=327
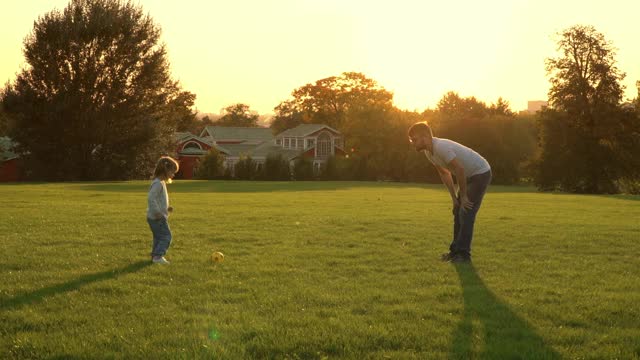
left=1, top=181, right=639, bottom=359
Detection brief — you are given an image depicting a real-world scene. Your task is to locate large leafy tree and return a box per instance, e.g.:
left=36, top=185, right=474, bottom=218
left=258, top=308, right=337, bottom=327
left=271, top=72, right=393, bottom=132
left=270, top=100, right=305, bottom=134
left=2, top=0, right=195, bottom=180
left=537, top=25, right=634, bottom=193
left=216, top=103, right=259, bottom=127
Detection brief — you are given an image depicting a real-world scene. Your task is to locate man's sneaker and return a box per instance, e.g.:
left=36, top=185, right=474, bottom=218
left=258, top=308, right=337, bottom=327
left=440, top=252, right=455, bottom=262
left=152, top=257, right=170, bottom=264
left=450, top=253, right=471, bottom=263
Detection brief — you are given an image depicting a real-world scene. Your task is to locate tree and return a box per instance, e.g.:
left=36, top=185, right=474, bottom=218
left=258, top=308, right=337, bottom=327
left=216, top=103, right=259, bottom=127
left=0, top=92, right=12, bottom=136
left=1, top=0, right=195, bottom=180
left=430, top=92, right=536, bottom=185
left=273, top=72, right=393, bottom=131
left=538, top=25, right=631, bottom=193
left=270, top=100, right=305, bottom=134
left=172, top=91, right=198, bottom=132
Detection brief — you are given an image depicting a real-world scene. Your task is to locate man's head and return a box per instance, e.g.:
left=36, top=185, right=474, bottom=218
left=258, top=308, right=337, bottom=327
left=408, top=122, right=433, bottom=152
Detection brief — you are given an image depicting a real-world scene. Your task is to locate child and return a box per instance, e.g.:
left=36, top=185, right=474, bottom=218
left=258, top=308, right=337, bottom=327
left=147, top=156, right=179, bottom=264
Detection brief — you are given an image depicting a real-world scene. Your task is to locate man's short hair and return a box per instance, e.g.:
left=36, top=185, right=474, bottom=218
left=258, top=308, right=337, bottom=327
left=408, top=122, right=433, bottom=138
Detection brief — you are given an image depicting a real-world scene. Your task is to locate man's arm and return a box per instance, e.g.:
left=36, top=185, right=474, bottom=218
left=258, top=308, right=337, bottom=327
left=434, top=165, right=458, bottom=206
left=448, top=158, right=473, bottom=210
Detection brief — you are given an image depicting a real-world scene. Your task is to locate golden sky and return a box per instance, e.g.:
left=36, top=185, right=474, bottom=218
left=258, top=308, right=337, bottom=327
left=1, top=0, right=639, bottom=115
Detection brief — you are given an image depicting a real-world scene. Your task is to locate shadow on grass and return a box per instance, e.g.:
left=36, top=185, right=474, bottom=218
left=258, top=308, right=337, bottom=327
left=1, top=260, right=150, bottom=310
left=450, top=263, right=560, bottom=359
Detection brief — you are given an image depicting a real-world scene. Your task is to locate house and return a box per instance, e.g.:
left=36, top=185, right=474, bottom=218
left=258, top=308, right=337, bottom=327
left=174, top=124, right=344, bottom=179
left=0, top=137, right=20, bottom=182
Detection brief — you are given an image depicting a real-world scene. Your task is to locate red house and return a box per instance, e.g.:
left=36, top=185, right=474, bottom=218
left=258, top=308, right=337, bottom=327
left=0, top=137, right=20, bottom=182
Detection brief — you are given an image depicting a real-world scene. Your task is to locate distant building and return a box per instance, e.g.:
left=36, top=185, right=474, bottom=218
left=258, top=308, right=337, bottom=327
left=174, top=124, right=344, bottom=179
left=0, top=137, right=20, bottom=182
left=527, top=100, right=548, bottom=113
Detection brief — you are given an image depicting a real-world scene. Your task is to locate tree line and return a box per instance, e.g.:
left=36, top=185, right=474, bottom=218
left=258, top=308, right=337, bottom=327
left=1, top=0, right=638, bottom=193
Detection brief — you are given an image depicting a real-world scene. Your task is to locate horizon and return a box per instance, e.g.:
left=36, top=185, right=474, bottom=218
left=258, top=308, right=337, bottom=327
left=1, top=0, right=639, bottom=115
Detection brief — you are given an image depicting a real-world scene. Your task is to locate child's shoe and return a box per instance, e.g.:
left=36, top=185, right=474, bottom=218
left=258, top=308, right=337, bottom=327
left=152, top=256, right=170, bottom=264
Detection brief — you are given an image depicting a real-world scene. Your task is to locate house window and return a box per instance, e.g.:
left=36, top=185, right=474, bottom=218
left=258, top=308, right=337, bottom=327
left=183, top=141, right=202, bottom=150
left=317, top=133, right=331, bottom=158
left=276, top=139, right=282, bottom=146
left=284, top=138, right=290, bottom=148
left=307, top=139, right=315, bottom=148
left=297, top=139, right=303, bottom=148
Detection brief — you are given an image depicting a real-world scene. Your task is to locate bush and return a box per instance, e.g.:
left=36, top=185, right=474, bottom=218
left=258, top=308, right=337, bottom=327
left=616, top=178, right=640, bottom=195
left=319, top=156, right=338, bottom=180
left=235, top=155, right=258, bottom=180
left=264, top=153, right=290, bottom=180
left=195, top=148, right=224, bottom=179
left=293, top=157, right=314, bottom=180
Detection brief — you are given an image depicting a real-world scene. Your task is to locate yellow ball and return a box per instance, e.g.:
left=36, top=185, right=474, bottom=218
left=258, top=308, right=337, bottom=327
left=211, top=251, right=224, bottom=263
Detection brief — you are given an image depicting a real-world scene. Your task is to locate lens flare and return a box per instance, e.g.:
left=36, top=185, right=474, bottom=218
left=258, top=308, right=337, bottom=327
left=208, top=328, right=220, bottom=341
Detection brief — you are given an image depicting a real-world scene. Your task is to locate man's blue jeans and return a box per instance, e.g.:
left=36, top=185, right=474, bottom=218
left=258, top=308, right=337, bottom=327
left=450, top=170, right=492, bottom=256
left=147, top=217, right=172, bottom=257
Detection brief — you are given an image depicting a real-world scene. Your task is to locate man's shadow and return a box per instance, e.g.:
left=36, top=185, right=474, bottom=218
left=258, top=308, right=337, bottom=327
left=1, top=260, right=150, bottom=310
left=450, top=263, right=561, bottom=359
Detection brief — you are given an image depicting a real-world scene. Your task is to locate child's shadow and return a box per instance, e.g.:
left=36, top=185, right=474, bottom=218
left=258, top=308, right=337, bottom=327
left=450, top=263, right=561, bottom=359
left=1, top=260, right=150, bottom=310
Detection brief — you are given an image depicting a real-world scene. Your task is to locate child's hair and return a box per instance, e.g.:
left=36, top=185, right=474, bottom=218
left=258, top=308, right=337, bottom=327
left=153, top=156, right=180, bottom=183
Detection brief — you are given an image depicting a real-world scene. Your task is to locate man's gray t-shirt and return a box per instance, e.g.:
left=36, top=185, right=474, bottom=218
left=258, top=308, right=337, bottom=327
left=423, top=137, right=490, bottom=177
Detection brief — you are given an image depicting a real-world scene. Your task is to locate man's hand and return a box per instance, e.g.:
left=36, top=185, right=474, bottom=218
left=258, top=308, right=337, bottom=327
left=452, top=197, right=460, bottom=209
left=460, top=195, right=474, bottom=210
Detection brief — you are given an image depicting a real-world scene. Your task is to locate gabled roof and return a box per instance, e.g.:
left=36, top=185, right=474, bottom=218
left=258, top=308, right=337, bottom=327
left=178, top=133, right=214, bottom=146
left=175, top=132, right=232, bottom=156
left=201, top=126, right=274, bottom=141
left=250, top=142, right=303, bottom=160
left=174, top=132, right=194, bottom=142
left=213, top=143, right=261, bottom=157
left=276, top=124, right=340, bottom=138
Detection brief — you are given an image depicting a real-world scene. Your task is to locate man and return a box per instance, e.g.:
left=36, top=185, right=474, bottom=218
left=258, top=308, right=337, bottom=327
left=408, top=122, right=492, bottom=263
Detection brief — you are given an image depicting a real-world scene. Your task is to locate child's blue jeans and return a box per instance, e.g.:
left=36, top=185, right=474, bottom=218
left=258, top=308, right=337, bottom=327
left=147, top=217, right=172, bottom=257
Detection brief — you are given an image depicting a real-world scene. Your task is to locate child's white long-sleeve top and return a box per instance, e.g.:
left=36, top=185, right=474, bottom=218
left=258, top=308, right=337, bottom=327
left=147, top=178, right=169, bottom=220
